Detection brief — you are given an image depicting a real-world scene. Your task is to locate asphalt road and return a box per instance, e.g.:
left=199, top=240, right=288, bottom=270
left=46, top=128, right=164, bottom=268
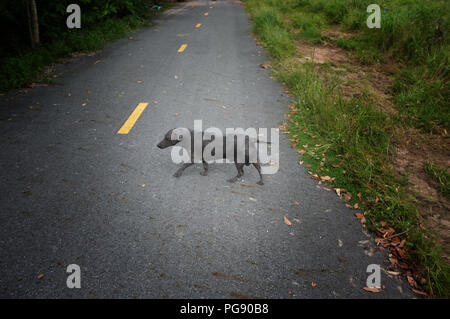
left=0, top=0, right=412, bottom=298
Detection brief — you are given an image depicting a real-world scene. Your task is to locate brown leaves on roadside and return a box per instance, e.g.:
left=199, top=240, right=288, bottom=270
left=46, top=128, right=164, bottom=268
left=37, top=274, right=44, bottom=279
left=284, top=216, right=292, bottom=226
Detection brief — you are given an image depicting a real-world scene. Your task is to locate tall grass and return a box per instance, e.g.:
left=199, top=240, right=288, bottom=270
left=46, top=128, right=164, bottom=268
left=244, top=0, right=450, bottom=297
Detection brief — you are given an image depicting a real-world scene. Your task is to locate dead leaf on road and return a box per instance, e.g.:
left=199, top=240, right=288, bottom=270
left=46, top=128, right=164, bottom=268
left=363, top=287, right=381, bottom=293
left=37, top=274, right=44, bottom=279
left=284, top=216, right=292, bottom=226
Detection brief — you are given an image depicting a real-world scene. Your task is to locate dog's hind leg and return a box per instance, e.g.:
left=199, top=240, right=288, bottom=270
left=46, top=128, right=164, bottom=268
left=227, top=163, right=244, bottom=183
left=173, top=163, right=193, bottom=177
left=200, top=160, right=209, bottom=176
left=252, top=162, right=264, bottom=185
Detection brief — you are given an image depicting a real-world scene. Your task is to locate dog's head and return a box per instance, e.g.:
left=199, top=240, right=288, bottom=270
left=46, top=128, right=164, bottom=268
left=157, top=128, right=186, bottom=149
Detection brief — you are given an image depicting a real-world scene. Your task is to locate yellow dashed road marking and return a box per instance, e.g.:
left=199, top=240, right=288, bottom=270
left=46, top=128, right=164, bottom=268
left=117, top=103, right=149, bottom=134
left=196, top=23, right=202, bottom=28
left=178, top=44, right=188, bottom=52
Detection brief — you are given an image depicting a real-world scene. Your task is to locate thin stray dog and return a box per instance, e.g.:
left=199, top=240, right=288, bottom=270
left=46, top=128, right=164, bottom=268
left=157, top=129, right=269, bottom=185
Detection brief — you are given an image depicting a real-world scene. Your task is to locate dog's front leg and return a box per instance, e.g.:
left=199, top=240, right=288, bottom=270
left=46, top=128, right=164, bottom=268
left=173, top=163, right=193, bottom=177
left=227, top=163, right=244, bottom=183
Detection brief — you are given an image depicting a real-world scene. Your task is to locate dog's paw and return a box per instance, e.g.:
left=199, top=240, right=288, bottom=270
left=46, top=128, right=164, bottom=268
left=200, top=171, right=208, bottom=176
left=173, top=172, right=182, bottom=178
left=257, top=181, right=264, bottom=186
left=227, top=178, right=238, bottom=183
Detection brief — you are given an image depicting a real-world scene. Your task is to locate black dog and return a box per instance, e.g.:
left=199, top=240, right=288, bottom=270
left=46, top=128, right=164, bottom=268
left=157, top=128, right=269, bottom=185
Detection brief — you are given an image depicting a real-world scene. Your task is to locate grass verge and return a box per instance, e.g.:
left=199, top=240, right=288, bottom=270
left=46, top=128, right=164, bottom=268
left=243, top=0, right=450, bottom=297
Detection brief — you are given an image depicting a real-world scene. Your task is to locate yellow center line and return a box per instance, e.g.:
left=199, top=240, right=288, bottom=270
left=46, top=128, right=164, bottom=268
left=117, top=102, right=149, bottom=134
left=196, top=23, right=202, bottom=28
left=204, top=12, right=209, bottom=16
left=178, top=44, right=188, bottom=53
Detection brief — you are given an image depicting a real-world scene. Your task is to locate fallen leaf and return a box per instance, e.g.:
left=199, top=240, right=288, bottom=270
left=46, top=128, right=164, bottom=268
left=407, top=275, right=419, bottom=289
left=294, top=201, right=300, bottom=206
left=386, top=271, right=401, bottom=276
left=141, top=184, right=146, bottom=188
left=260, top=63, right=272, bottom=69
left=37, top=274, right=44, bottom=279
left=363, top=287, right=381, bottom=293
left=311, top=282, right=317, bottom=287
left=412, top=289, right=427, bottom=296
left=355, top=213, right=364, bottom=219
left=249, top=197, right=256, bottom=201
left=284, top=216, right=292, bottom=226
left=344, top=194, right=352, bottom=201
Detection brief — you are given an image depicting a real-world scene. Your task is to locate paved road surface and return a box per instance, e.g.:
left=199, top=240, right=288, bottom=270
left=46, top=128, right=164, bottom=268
left=0, top=0, right=412, bottom=298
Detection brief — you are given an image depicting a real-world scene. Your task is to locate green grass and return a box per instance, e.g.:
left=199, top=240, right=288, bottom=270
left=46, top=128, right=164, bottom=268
left=244, top=0, right=450, bottom=297
left=424, top=162, right=450, bottom=197
left=0, top=6, right=163, bottom=93
left=273, top=0, right=450, bottom=132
